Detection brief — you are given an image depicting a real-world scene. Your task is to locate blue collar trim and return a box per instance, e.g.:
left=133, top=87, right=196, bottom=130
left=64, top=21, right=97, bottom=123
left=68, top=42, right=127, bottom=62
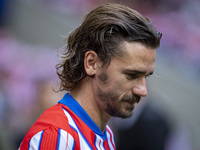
left=58, top=93, right=107, bottom=140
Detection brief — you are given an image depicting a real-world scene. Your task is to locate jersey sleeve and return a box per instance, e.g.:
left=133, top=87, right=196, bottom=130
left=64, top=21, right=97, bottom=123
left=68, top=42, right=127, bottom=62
left=19, top=126, right=75, bottom=150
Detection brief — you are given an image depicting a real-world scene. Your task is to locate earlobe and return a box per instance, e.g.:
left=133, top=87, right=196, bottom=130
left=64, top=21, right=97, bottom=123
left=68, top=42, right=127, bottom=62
left=84, top=50, right=99, bottom=77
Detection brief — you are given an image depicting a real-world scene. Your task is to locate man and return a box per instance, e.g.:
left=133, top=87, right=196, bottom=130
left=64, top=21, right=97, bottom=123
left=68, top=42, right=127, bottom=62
left=19, top=3, right=161, bottom=150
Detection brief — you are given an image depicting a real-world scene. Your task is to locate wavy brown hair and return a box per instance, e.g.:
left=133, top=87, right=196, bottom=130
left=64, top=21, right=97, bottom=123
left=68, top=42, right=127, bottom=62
left=56, top=3, right=162, bottom=91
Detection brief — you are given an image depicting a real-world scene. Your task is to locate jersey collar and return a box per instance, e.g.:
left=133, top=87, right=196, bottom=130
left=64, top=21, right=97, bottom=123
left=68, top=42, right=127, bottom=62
left=58, top=93, right=107, bottom=140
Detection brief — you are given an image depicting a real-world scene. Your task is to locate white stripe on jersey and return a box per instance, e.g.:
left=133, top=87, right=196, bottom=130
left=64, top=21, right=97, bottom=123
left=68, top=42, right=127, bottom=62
left=95, top=134, right=105, bottom=150
left=57, top=129, right=75, bottom=150
left=62, top=108, right=93, bottom=150
left=106, top=126, right=115, bottom=150
left=28, top=130, right=44, bottom=150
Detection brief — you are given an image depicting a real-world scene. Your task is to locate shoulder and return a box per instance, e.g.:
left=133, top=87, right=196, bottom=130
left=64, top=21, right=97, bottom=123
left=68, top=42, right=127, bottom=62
left=19, top=104, right=80, bottom=150
left=19, top=126, right=77, bottom=150
left=31, top=104, right=70, bottom=131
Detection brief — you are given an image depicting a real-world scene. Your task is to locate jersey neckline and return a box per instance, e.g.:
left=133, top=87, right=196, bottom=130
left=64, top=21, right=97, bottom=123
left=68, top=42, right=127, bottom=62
left=58, top=93, right=107, bottom=140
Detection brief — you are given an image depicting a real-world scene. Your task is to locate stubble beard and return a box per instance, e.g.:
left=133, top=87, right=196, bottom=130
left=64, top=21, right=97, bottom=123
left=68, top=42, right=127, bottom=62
left=97, top=87, right=141, bottom=118
left=97, top=71, right=141, bottom=118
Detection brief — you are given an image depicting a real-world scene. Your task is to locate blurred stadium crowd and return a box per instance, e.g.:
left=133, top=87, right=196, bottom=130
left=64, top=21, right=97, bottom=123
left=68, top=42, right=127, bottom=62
left=0, top=0, right=200, bottom=150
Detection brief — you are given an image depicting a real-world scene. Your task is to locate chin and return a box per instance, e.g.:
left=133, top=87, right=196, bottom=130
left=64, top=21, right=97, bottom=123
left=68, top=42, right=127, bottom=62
left=113, top=110, right=134, bottom=118
left=120, top=112, right=133, bottom=118
left=118, top=106, right=134, bottom=118
left=106, top=103, right=134, bottom=118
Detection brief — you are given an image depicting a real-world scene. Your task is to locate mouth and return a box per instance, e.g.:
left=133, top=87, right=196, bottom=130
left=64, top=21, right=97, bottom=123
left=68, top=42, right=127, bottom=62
left=122, top=95, right=141, bottom=104
left=124, top=100, right=135, bottom=104
left=124, top=101, right=137, bottom=109
left=122, top=95, right=141, bottom=106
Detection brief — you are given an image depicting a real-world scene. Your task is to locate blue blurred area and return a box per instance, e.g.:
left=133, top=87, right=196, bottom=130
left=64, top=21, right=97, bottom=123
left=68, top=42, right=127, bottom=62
left=0, top=0, right=199, bottom=149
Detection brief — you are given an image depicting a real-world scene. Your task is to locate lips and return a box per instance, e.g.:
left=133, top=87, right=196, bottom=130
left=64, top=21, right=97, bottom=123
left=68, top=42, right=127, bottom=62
left=122, top=95, right=141, bottom=104
left=124, top=100, right=135, bottom=106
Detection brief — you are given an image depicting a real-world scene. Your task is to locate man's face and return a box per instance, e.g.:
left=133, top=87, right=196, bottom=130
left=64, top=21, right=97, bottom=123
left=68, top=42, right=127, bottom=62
left=94, top=41, right=156, bottom=118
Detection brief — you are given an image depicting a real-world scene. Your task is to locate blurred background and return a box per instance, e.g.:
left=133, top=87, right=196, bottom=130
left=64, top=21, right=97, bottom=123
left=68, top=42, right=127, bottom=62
left=0, top=0, right=199, bottom=150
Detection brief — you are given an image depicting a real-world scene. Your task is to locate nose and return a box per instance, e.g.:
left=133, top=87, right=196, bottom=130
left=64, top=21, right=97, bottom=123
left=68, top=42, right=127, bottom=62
left=132, top=77, right=147, bottom=97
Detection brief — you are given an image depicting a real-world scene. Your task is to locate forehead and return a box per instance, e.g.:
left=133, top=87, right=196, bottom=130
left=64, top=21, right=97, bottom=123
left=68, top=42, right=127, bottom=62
left=110, top=41, right=156, bottom=72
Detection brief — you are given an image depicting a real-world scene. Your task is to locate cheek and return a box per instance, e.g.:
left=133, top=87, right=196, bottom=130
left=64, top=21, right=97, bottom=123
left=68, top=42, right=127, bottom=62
left=108, top=72, right=127, bottom=88
left=97, top=86, right=119, bottom=103
left=96, top=86, right=122, bottom=113
left=96, top=69, right=131, bottom=99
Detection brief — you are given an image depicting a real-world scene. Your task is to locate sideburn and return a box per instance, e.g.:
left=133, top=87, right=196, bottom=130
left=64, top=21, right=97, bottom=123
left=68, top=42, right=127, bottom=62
left=98, top=71, right=109, bottom=84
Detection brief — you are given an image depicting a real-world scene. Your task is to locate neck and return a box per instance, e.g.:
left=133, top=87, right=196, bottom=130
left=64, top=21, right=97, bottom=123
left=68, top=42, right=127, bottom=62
left=70, top=77, right=110, bottom=132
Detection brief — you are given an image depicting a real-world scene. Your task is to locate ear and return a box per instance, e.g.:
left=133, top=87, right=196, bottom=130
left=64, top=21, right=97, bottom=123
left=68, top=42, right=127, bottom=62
left=84, top=50, right=99, bottom=77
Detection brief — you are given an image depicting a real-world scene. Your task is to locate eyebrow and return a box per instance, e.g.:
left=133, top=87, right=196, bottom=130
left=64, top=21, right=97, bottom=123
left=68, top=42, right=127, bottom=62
left=122, top=69, right=154, bottom=76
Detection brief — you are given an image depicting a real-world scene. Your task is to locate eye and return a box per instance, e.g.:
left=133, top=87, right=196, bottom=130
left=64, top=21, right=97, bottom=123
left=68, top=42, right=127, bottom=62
left=126, top=74, right=139, bottom=80
left=145, top=72, right=154, bottom=78
left=145, top=75, right=150, bottom=78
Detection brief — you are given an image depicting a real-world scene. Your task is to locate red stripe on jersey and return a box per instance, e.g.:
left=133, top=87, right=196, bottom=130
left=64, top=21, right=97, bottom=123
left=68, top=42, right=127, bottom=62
left=39, top=126, right=58, bottom=150
left=99, top=139, right=102, bottom=150
left=66, top=132, right=69, bottom=149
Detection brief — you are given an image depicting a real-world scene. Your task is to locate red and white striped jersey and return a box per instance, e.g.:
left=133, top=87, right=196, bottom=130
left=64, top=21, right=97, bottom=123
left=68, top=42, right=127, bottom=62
left=19, top=93, right=116, bottom=150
